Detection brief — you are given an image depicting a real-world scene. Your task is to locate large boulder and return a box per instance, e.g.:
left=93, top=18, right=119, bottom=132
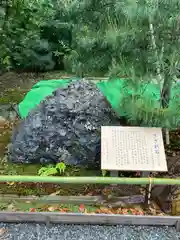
left=8, top=80, right=119, bottom=168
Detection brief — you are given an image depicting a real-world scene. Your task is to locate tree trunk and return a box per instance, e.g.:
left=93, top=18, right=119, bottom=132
left=161, top=73, right=172, bottom=145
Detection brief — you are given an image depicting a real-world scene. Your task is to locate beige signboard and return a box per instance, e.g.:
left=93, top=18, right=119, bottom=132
left=101, top=126, right=167, bottom=172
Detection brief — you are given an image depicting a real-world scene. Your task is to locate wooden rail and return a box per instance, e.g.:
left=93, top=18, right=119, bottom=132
left=0, top=212, right=180, bottom=230
left=0, top=194, right=145, bottom=205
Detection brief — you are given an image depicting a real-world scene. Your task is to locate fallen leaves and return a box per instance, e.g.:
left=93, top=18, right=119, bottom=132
left=50, top=190, right=61, bottom=196
left=78, top=204, right=85, bottom=213
left=149, top=202, right=166, bottom=216
left=7, top=181, right=15, bottom=186
left=27, top=203, right=145, bottom=215
left=96, top=207, right=113, bottom=214
left=95, top=207, right=144, bottom=215
left=29, top=208, right=36, bottom=212
left=6, top=203, right=17, bottom=212
left=48, top=206, right=58, bottom=212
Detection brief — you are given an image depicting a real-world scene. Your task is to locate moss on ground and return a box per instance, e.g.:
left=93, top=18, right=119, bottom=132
left=0, top=131, right=11, bottom=154
left=0, top=201, right=98, bottom=212
left=0, top=156, right=100, bottom=177
left=0, top=118, right=19, bottom=156
left=0, top=87, right=25, bottom=154
left=0, top=88, right=26, bottom=104
left=0, top=156, right=102, bottom=196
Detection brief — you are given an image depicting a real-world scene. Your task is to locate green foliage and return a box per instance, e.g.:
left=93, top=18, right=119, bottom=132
left=66, top=0, right=180, bottom=128
left=67, top=0, right=180, bottom=78
left=0, top=0, right=73, bottom=72
left=120, top=87, right=180, bottom=129
left=0, top=0, right=179, bottom=128
left=101, top=170, right=107, bottom=177
left=38, top=162, right=66, bottom=176
left=38, top=165, right=58, bottom=176
left=56, top=162, right=66, bottom=174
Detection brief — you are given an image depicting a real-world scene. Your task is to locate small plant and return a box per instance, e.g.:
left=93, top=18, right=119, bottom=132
left=38, top=162, right=66, bottom=176
left=2, top=56, right=12, bottom=71
left=101, top=169, right=107, bottom=177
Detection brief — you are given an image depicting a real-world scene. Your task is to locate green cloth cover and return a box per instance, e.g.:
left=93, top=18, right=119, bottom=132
left=97, top=78, right=179, bottom=117
left=18, top=78, right=180, bottom=120
left=18, top=79, right=76, bottom=118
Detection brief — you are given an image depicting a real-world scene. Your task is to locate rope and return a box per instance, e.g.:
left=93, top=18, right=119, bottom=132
left=148, top=176, right=153, bottom=205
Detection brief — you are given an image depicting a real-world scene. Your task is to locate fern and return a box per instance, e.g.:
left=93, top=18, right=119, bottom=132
left=38, top=162, right=67, bottom=176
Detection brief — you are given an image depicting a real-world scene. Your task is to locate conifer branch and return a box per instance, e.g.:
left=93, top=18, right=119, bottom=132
left=146, top=0, right=170, bottom=144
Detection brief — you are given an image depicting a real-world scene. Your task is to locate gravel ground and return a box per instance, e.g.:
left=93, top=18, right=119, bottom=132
left=0, top=223, right=180, bottom=240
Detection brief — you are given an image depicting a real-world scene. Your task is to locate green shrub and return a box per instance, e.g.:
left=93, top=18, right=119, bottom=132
left=0, top=0, right=73, bottom=72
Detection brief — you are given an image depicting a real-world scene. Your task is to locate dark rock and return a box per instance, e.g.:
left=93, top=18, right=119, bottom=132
left=151, top=185, right=173, bottom=213
left=8, top=80, right=120, bottom=167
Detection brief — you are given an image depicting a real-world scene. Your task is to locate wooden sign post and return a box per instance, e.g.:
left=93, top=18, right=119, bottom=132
left=101, top=126, right=168, bottom=205
left=101, top=126, right=167, bottom=173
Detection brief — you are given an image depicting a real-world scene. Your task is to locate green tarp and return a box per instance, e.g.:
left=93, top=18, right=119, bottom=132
left=97, top=79, right=160, bottom=116
left=18, top=78, right=180, bottom=119
left=18, top=78, right=78, bottom=118
left=97, top=79, right=179, bottom=116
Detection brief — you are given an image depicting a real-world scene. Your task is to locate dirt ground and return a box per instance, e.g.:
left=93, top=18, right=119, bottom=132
left=0, top=71, right=73, bottom=92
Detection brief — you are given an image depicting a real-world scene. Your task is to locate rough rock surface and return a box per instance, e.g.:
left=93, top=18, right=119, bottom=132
left=8, top=80, right=119, bottom=167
